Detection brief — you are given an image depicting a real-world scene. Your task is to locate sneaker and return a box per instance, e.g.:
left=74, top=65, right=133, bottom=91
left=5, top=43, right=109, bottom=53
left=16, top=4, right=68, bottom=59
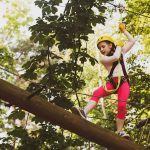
left=71, top=106, right=86, bottom=119
left=117, top=131, right=130, bottom=139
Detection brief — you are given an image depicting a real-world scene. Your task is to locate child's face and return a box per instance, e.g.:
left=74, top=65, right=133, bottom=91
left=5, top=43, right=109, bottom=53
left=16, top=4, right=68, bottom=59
left=97, top=41, right=112, bottom=56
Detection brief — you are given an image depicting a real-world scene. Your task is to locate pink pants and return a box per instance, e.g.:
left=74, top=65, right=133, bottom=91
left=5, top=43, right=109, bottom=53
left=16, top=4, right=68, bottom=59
left=90, top=77, right=130, bottom=119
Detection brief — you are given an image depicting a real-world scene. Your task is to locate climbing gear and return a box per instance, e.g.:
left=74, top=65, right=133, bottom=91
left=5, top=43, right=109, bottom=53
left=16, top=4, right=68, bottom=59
left=119, top=23, right=126, bottom=32
left=97, top=36, right=124, bottom=48
left=71, top=106, right=86, bottom=119
left=117, top=131, right=130, bottom=139
left=115, top=40, right=124, bottom=47
left=97, top=36, right=114, bottom=45
left=103, top=64, right=121, bottom=93
left=103, top=54, right=129, bottom=93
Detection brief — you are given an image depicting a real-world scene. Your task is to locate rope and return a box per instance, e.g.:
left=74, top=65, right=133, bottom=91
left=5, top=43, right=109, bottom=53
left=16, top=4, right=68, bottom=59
left=1, top=64, right=149, bottom=141
left=73, top=40, right=81, bottom=107
left=56, top=2, right=150, bottom=19
left=106, top=2, right=150, bottom=19
left=0, top=65, right=149, bottom=107
left=103, top=60, right=122, bottom=93
left=0, top=66, right=21, bottom=78
left=138, top=118, right=149, bottom=144
left=146, top=130, right=150, bottom=149
left=24, top=112, right=29, bottom=129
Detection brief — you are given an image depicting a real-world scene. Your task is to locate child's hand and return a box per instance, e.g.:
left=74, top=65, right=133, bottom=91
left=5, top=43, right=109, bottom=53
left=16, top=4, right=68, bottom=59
left=115, top=40, right=124, bottom=47
left=119, top=23, right=126, bottom=32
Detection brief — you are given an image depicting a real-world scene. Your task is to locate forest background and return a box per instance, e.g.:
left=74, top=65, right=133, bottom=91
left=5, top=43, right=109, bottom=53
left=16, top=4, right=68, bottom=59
left=0, top=0, right=149, bottom=149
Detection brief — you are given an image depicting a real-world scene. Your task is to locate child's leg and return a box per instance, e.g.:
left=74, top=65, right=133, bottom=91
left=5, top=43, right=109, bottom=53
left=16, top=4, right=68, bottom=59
left=116, top=118, right=125, bottom=133
left=84, top=82, right=114, bottom=115
left=71, top=81, right=114, bottom=118
left=116, top=81, right=130, bottom=133
left=84, top=100, right=97, bottom=115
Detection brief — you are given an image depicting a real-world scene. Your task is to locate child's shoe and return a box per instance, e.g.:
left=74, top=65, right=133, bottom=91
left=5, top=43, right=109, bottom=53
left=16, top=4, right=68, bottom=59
left=117, top=131, right=130, bottom=140
left=71, top=106, right=86, bottom=119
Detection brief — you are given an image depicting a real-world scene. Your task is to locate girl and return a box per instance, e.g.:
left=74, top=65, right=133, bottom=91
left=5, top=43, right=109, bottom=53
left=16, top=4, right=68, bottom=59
left=71, top=23, right=136, bottom=138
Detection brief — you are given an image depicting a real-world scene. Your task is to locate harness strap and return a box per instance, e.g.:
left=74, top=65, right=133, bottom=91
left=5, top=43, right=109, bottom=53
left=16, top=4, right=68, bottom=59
left=110, top=78, right=117, bottom=89
left=107, top=54, right=129, bottom=90
left=120, top=55, right=129, bottom=84
left=108, top=61, right=118, bottom=78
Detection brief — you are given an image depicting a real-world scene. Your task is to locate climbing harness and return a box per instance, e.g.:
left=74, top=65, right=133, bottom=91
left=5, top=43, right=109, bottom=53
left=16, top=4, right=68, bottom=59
left=103, top=54, right=129, bottom=93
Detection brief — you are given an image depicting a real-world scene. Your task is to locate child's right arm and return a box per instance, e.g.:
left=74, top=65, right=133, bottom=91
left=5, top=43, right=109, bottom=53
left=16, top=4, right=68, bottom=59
left=119, top=23, right=136, bottom=54
left=100, top=46, right=122, bottom=64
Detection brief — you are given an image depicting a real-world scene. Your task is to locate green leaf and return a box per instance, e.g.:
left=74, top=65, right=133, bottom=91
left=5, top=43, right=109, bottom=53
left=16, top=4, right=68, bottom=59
left=8, top=110, right=25, bottom=120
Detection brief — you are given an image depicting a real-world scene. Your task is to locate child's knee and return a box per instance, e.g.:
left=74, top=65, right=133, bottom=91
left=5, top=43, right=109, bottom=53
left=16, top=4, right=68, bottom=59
left=90, top=88, right=102, bottom=102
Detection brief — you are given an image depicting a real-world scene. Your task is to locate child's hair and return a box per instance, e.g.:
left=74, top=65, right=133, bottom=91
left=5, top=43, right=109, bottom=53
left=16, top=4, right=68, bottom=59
left=104, top=40, right=116, bottom=56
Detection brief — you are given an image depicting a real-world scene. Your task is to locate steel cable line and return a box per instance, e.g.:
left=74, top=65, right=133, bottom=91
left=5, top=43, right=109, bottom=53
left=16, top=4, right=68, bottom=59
left=0, top=65, right=149, bottom=107
left=106, top=2, right=150, bottom=19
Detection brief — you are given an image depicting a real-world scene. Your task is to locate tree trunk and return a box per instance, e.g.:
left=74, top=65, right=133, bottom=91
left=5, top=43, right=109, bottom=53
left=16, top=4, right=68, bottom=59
left=0, top=79, right=145, bottom=150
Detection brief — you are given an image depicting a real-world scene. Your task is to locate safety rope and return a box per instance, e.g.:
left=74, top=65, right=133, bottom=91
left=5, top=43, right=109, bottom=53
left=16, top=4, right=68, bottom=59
left=146, top=130, right=150, bottom=149
left=138, top=118, right=149, bottom=144
left=0, top=65, right=149, bottom=107
left=59, top=1, right=150, bottom=19
left=106, top=2, right=150, bottom=19
left=95, top=38, right=107, bottom=119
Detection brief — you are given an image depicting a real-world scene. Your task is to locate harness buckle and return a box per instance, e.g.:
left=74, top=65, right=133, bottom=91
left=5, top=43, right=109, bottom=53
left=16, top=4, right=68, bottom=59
left=121, top=76, right=127, bottom=82
left=105, top=76, right=110, bottom=82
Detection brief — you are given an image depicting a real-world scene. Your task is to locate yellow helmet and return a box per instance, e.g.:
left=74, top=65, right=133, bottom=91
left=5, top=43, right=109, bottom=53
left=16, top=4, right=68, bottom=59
left=97, top=36, right=114, bottom=45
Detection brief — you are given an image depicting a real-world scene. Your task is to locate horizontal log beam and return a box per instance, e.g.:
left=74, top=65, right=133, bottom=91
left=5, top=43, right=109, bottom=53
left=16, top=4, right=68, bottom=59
left=0, top=79, right=145, bottom=150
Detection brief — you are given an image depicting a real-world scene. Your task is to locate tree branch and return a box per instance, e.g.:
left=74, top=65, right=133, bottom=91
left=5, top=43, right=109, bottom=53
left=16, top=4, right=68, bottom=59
left=0, top=79, right=145, bottom=150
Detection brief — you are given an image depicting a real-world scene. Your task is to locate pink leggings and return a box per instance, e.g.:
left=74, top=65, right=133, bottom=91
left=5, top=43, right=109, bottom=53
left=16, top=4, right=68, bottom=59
left=90, top=77, right=130, bottom=119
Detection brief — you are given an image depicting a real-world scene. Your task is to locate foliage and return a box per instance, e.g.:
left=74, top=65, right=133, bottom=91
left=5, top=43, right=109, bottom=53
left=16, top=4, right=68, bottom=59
left=0, top=0, right=111, bottom=149
left=0, top=0, right=33, bottom=81
left=0, top=0, right=149, bottom=149
left=27, top=0, right=111, bottom=104
left=17, top=1, right=110, bottom=148
left=125, top=54, right=150, bottom=148
left=0, top=44, right=14, bottom=70
left=124, top=2, right=150, bottom=146
left=0, top=0, right=33, bottom=45
left=124, top=0, right=150, bottom=54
